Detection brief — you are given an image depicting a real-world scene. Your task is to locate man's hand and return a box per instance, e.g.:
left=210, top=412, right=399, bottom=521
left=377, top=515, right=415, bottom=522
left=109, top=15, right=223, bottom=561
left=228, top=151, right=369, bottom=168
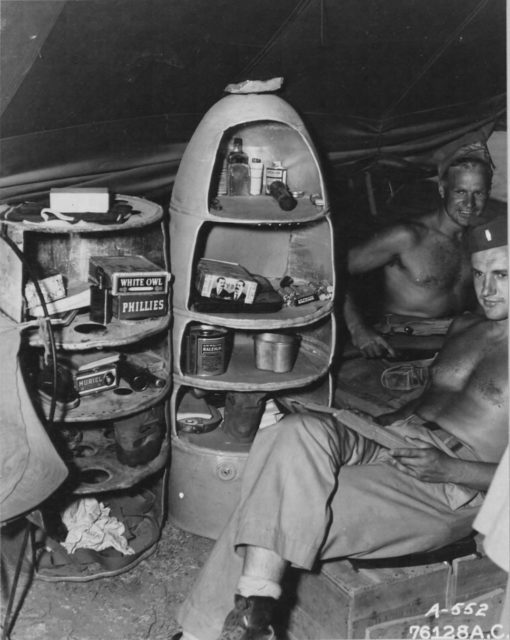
left=389, top=436, right=497, bottom=490
left=388, top=437, right=454, bottom=483
left=350, top=324, right=396, bottom=359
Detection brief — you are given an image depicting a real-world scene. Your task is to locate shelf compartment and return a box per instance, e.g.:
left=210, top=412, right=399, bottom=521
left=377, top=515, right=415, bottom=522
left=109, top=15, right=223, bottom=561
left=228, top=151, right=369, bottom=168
left=168, top=384, right=250, bottom=538
left=0, top=195, right=167, bottom=324
left=24, top=319, right=171, bottom=425
left=26, top=341, right=171, bottom=422
left=211, top=194, right=325, bottom=224
left=177, top=301, right=333, bottom=330
left=170, top=382, right=295, bottom=441
left=59, top=426, right=169, bottom=495
left=26, top=310, right=170, bottom=350
left=171, top=215, right=335, bottom=318
left=20, top=223, right=166, bottom=285
left=174, top=317, right=335, bottom=391
left=169, top=94, right=328, bottom=222
left=35, top=380, right=170, bottom=422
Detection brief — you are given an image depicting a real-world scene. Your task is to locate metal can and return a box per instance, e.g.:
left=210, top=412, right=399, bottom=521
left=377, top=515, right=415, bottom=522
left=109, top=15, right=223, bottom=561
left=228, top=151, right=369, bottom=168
left=184, top=324, right=230, bottom=376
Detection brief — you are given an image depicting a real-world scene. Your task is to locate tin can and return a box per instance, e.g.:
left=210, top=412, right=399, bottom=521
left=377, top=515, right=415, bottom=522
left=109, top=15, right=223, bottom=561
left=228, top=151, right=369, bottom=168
left=253, top=332, right=299, bottom=373
left=265, top=160, right=287, bottom=194
left=185, top=324, right=230, bottom=376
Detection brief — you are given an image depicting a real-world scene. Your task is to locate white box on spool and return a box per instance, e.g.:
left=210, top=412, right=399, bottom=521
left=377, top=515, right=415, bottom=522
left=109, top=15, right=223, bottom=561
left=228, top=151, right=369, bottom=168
left=50, top=188, right=110, bottom=213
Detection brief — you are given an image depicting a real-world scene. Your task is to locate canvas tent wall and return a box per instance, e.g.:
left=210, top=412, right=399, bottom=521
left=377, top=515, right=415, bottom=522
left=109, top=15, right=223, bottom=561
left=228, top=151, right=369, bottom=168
left=0, top=0, right=506, bottom=204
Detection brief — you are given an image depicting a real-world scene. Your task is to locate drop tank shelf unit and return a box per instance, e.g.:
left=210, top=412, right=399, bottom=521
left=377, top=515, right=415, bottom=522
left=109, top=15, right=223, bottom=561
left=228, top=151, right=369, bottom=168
left=168, top=93, right=336, bottom=538
left=0, top=195, right=172, bottom=496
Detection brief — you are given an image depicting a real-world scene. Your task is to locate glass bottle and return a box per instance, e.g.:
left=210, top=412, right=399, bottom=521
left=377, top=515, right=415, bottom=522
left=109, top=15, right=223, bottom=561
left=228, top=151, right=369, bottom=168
left=227, top=137, right=250, bottom=196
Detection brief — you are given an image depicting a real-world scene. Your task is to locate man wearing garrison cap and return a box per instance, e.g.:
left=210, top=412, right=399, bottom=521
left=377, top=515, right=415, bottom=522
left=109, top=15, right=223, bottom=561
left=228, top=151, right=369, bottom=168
left=344, top=140, right=494, bottom=358
left=173, top=216, right=508, bottom=640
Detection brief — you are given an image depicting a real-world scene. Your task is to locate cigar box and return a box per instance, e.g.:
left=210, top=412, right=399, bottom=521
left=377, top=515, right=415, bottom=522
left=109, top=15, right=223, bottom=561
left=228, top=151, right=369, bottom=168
left=111, top=292, right=169, bottom=320
left=195, top=258, right=258, bottom=304
left=89, top=255, right=170, bottom=295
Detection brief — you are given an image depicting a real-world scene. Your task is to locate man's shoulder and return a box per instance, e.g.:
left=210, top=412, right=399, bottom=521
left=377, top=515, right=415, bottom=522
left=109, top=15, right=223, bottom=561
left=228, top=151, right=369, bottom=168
left=392, top=210, right=461, bottom=247
left=379, top=218, right=430, bottom=249
left=386, top=208, right=439, bottom=233
left=448, top=311, right=486, bottom=336
left=401, top=210, right=438, bottom=232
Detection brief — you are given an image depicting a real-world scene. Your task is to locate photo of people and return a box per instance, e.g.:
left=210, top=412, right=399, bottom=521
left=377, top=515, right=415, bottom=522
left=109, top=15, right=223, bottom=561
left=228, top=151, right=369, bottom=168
left=211, top=276, right=232, bottom=299
left=232, top=279, right=246, bottom=302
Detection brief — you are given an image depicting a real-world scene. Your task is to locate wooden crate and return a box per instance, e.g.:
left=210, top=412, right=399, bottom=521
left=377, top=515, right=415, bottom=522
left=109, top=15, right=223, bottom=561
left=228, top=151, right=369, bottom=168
left=449, top=553, right=507, bottom=603
left=285, top=558, right=451, bottom=639
left=284, top=549, right=508, bottom=640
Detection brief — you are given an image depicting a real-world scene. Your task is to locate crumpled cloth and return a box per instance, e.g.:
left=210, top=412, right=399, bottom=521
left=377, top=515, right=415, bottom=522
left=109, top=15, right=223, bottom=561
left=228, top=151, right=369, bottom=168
left=61, top=497, right=135, bottom=556
left=224, top=77, right=283, bottom=94
left=259, top=399, right=284, bottom=429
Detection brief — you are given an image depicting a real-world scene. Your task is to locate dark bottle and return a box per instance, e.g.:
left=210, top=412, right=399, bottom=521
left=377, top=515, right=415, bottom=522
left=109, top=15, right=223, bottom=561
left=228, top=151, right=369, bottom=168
left=227, top=137, right=250, bottom=196
left=268, top=180, right=297, bottom=211
left=118, top=358, right=165, bottom=391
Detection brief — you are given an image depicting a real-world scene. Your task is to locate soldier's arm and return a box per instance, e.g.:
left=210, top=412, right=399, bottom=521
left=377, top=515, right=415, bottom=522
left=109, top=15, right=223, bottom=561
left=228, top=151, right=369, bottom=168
left=348, top=225, right=416, bottom=274
left=343, top=293, right=396, bottom=358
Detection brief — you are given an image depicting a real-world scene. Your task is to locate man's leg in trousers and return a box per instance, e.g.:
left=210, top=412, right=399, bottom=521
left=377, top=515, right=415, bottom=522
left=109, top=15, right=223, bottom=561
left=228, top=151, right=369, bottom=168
left=177, top=411, right=382, bottom=639
left=177, top=507, right=245, bottom=640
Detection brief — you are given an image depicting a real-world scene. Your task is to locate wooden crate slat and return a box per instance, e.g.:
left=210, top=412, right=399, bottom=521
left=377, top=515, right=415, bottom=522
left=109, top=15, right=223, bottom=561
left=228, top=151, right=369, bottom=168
left=0, top=225, right=24, bottom=321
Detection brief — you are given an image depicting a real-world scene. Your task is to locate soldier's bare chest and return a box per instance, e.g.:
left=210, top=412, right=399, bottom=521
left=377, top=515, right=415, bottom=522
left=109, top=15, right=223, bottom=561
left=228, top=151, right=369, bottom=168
left=391, top=235, right=468, bottom=290
left=434, top=327, right=508, bottom=406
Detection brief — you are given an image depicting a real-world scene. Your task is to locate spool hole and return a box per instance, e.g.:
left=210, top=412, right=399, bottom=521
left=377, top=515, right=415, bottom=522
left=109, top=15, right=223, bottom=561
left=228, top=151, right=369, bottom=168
left=74, top=323, right=107, bottom=334
left=80, top=468, right=111, bottom=484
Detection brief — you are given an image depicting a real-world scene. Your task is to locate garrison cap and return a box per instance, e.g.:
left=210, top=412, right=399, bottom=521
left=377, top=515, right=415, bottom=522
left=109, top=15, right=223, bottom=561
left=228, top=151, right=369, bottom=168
left=468, top=216, right=508, bottom=254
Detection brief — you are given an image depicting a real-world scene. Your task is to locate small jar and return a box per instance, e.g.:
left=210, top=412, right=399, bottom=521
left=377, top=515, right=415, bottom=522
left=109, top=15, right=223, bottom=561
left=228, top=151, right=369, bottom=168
left=249, top=158, right=264, bottom=195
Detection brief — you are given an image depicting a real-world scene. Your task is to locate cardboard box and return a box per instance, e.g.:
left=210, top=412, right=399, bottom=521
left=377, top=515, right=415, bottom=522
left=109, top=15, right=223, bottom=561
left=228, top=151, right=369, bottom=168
left=50, top=187, right=110, bottom=213
left=25, top=273, right=66, bottom=310
left=57, top=351, right=120, bottom=396
left=112, top=292, right=168, bottom=320
left=56, top=350, right=119, bottom=372
left=89, top=255, right=170, bottom=295
left=195, top=258, right=258, bottom=304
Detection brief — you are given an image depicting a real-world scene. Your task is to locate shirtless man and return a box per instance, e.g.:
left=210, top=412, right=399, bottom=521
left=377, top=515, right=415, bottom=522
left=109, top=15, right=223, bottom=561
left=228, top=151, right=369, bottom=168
left=344, top=155, right=492, bottom=357
left=172, top=216, right=508, bottom=640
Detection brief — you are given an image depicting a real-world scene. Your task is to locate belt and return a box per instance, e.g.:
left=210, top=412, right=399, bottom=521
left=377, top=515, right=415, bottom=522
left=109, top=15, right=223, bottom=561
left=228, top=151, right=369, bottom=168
left=423, top=421, right=466, bottom=454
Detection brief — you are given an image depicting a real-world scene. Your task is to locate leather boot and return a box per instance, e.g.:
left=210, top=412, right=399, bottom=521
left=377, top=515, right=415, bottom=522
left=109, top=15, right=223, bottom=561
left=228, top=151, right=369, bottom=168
left=218, top=594, right=276, bottom=640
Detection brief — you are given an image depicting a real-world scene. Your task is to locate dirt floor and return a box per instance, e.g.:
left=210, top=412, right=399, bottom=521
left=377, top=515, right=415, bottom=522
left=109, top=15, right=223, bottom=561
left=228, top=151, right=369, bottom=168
left=8, top=521, right=214, bottom=640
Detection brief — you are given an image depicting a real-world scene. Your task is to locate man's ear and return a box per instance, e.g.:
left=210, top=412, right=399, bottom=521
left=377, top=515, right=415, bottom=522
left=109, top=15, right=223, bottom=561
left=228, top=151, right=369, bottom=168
left=438, top=182, right=445, bottom=200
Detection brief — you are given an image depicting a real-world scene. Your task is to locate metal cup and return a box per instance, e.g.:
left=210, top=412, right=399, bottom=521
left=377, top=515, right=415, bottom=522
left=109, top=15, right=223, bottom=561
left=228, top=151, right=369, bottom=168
left=254, top=333, right=299, bottom=373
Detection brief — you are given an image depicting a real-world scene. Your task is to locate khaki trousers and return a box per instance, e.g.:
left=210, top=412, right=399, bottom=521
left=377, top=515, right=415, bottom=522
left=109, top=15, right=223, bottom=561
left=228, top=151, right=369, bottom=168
left=177, top=411, right=483, bottom=639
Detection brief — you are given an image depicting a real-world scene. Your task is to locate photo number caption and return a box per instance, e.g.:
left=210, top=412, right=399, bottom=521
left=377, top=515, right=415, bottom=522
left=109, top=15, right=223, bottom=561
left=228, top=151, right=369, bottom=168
left=407, top=601, right=508, bottom=640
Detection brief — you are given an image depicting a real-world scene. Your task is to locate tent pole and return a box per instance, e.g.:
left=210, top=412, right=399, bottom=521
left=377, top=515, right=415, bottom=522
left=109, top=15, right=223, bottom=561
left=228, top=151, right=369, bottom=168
left=364, top=171, right=377, bottom=217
